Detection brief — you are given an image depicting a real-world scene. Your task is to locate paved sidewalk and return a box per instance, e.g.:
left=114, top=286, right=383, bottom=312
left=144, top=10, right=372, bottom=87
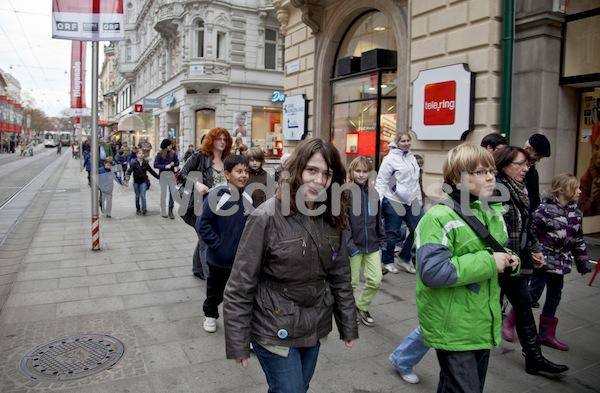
left=0, top=156, right=599, bottom=392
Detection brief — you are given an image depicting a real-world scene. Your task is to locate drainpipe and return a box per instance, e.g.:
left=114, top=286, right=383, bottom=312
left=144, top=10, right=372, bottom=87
left=500, top=0, right=514, bottom=143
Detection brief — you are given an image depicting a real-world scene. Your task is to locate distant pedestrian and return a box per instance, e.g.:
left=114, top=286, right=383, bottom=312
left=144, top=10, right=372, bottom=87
left=154, top=138, right=180, bottom=219
left=183, top=144, right=195, bottom=163
left=82, top=139, right=91, bottom=157
left=141, top=137, right=152, bottom=159
left=127, top=146, right=138, bottom=166
left=223, top=138, right=358, bottom=393
left=178, top=127, right=233, bottom=280
left=197, top=154, right=252, bottom=333
left=245, top=147, right=271, bottom=207
left=115, top=150, right=128, bottom=173
left=345, top=156, right=386, bottom=327
left=98, top=157, right=126, bottom=218
left=83, top=152, right=91, bottom=186
left=120, top=140, right=132, bottom=158
left=124, top=148, right=159, bottom=215
left=480, top=133, right=507, bottom=153
left=523, top=134, right=551, bottom=212
left=530, top=174, right=591, bottom=351
left=98, top=136, right=114, bottom=166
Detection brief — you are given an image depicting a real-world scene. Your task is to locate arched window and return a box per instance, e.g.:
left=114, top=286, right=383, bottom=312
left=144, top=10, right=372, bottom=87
left=331, top=11, right=398, bottom=169
left=195, top=20, right=205, bottom=58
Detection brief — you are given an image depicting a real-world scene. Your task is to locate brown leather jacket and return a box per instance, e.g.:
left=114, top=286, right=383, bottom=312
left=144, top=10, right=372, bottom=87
left=223, top=198, right=358, bottom=360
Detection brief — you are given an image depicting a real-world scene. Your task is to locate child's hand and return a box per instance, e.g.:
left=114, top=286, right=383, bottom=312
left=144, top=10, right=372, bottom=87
left=494, top=252, right=517, bottom=273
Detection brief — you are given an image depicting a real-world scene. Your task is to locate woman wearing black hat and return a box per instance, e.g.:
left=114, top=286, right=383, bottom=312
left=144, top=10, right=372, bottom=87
left=154, top=138, right=180, bottom=219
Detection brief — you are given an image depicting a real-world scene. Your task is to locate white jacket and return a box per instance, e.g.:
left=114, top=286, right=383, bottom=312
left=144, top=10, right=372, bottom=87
left=375, top=142, right=422, bottom=206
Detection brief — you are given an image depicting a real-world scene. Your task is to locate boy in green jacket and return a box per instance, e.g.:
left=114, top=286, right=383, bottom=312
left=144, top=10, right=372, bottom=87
left=415, top=144, right=518, bottom=392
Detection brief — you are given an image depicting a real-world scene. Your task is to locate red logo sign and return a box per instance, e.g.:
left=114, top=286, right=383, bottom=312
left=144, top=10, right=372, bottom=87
left=424, top=81, right=456, bottom=126
left=135, top=104, right=143, bottom=112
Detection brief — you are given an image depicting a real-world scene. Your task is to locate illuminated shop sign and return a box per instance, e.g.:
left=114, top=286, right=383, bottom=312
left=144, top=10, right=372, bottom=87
left=412, top=63, right=474, bottom=140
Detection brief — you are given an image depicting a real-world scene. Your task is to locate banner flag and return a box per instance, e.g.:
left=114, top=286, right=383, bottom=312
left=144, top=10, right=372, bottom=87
left=71, top=41, right=87, bottom=116
left=0, top=96, right=5, bottom=133
left=52, top=0, right=125, bottom=41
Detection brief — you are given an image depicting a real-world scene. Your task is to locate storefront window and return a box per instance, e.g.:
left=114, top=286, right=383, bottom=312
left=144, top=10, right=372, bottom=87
left=196, top=108, right=215, bottom=147
left=331, top=10, right=397, bottom=170
left=251, top=108, right=283, bottom=158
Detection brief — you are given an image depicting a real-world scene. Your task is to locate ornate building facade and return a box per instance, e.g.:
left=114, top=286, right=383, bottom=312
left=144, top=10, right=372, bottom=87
left=106, top=0, right=285, bottom=159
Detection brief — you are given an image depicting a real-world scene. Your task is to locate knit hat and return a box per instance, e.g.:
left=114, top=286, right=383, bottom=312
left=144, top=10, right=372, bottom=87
left=527, top=134, right=551, bottom=157
left=160, top=138, right=172, bottom=149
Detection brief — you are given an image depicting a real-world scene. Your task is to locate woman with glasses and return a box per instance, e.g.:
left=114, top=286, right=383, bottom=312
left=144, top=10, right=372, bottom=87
left=178, top=127, right=233, bottom=279
left=493, top=146, right=567, bottom=375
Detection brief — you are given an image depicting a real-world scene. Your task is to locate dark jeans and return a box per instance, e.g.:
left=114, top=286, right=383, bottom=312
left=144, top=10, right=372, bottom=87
left=529, top=270, right=564, bottom=318
left=192, top=237, right=209, bottom=278
left=435, top=349, right=490, bottom=393
left=252, top=339, right=320, bottom=393
left=381, top=199, right=423, bottom=263
left=202, top=264, right=231, bottom=319
left=499, top=274, right=539, bottom=357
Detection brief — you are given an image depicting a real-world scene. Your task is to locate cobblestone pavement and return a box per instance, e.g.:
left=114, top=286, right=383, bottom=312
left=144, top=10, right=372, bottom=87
left=0, top=156, right=599, bottom=392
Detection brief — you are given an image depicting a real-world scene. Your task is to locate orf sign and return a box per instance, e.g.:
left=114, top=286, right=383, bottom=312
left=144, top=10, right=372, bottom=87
left=412, top=63, right=474, bottom=140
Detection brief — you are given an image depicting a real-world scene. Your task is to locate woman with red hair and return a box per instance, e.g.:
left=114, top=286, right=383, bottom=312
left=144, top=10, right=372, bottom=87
left=578, top=121, right=600, bottom=216
left=179, top=127, right=233, bottom=279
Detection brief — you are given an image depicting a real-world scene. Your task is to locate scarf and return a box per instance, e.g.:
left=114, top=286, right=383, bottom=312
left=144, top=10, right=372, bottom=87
left=499, top=172, right=530, bottom=212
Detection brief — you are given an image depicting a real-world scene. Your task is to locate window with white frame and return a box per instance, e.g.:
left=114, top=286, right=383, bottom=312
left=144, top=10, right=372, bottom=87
left=265, top=28, right=277, bottom=70
left=195, top=20, right=205, bottom=58
left=216, top=32, right=226, bottom=59
left=126, top=39, right=132, bottom=62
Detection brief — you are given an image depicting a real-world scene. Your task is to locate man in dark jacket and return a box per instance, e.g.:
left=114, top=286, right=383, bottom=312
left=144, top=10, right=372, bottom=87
left=523, top=133, right=551, bottom=212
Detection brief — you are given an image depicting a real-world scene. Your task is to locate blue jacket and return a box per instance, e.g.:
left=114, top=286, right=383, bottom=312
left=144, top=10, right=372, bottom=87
left=345, top=185, right=387, bottom=256
left=196, top=185, right=254, bottom=269
left=83, top=153, right=91, bottom=171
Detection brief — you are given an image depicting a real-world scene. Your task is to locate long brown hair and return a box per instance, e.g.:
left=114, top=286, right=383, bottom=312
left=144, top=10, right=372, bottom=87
left=276, top=138, right=349, bottom=230
left=200, top=127, right=233, bottom=160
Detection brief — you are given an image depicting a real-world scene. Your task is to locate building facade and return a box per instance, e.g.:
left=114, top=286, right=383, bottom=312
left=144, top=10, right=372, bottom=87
left=106, top=0, right=285, bottom=160
left=273, top=0, right=600, bottom=233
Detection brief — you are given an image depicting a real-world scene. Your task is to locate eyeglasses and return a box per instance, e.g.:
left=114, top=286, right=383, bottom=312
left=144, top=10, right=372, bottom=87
left=468, top=169, right=498, bottom=177
left=217, top=137, right=227, bottom=142
left=510, top=161, right=532, bottom=168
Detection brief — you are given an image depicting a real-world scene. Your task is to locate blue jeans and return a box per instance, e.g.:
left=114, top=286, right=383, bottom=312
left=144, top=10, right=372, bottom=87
left=252, top=339, right=320, bottom=393
left=529, top=270, right=564, bottom=318
left=382, top=199, right=424, bottom=263
left=390, top=326, right=429, bottom=374
left=133, top=181, right=148, bottom=209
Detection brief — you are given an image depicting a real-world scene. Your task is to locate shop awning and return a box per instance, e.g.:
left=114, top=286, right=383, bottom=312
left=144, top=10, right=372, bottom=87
left=117, top=114, right=144, bottom=131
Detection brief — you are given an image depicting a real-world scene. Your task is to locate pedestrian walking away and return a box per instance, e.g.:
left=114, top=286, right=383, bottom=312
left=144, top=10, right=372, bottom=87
left=223, top=138, right=358, bottom=393
left=197, top=154, right=252, bottom=333
left=124, top=148, right=159, bottom=215
left=178, top=127, right=232, bottom=280
left=530, top=174, right=591, bottom=351
left=345, top=156, right=386, bottom=327
left=494, top=146, right=568, bottom=375
left=154, top=138, right=180, bottom=219
left=375, top=131, right=422, bottom=275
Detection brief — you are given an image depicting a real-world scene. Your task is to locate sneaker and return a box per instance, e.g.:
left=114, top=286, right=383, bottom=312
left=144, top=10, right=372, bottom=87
left=203, top=317, right=217, bottom=333
left=400, top=372, right=420, bottom=384
left=394, top=259, right=416, bottom=274
left=357, top=308, right=374, bottom=326
left=384, top=263, right=400, bottom=274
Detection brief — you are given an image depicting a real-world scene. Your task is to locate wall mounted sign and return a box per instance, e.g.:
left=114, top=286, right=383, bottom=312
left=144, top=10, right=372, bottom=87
left=134, top=104, right=143, bottom=112
left=165, top=93, right=175, bottom=106
left=143, top=98, right=160, bottom=108
left=412, top=63, right=474, bottom=140
left=282, top=94, right=307, bottom=140
left=271, top=91, right=286, bottom=102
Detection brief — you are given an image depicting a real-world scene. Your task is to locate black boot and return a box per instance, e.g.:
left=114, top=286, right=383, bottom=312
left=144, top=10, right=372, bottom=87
left=524, top=352, right=569, bottom=375
left=168, top=207, right=175, bottom=219
left=514, top=304, right=568, bottom=375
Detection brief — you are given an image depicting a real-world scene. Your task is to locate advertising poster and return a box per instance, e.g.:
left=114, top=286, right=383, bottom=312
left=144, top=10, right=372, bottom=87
left=233, top=111, right=248, bottom=140
left=52, top=0, right=125, bottom=41
left=70, top=41, right=87, bottom=116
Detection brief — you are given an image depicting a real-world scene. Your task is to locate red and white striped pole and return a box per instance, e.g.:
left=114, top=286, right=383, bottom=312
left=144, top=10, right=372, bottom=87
left=90, top=42, right=100, bottom=251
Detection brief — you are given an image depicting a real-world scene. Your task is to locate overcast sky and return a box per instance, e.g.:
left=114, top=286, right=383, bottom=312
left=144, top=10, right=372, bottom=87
left=0, top=0, right=100, bottom=117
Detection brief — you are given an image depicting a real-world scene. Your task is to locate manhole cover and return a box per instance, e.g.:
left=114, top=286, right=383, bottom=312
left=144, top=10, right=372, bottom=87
left=19, top=334, right=124, bottom=381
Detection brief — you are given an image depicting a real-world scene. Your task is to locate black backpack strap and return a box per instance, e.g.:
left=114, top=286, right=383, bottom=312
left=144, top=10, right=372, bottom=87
left=444, top=198, right=505, bottom=253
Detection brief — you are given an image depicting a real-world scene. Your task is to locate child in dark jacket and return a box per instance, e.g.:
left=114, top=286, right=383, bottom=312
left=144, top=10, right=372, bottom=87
left=245, top=147, right=272, bottom=207
left=530, top=173, right=591, bottom=351
left=98, top=157, right=126, bottom=218
left=196, top=154, right=253, bottom=333
left=345, top=156, right=387, bottom=326
left=83, top=152, right=91, bottom=186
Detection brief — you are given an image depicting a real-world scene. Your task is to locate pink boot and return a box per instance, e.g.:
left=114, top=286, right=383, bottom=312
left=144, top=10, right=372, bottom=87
left=501, top=308, right=516, bottom=342
left=539, top=315, right=569, bottom=351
